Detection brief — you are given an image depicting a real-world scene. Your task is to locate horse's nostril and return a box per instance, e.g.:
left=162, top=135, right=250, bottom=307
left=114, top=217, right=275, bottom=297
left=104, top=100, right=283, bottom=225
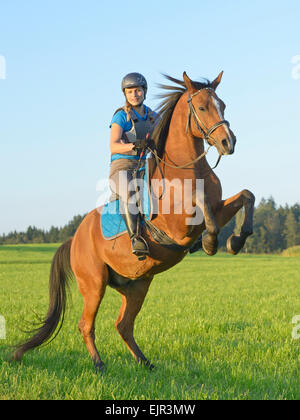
left=222, top=139, right=228, bottom=149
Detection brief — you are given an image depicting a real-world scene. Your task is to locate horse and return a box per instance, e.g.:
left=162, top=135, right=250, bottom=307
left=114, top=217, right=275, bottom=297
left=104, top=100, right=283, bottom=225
left=13, top=71, right=255, bottom=371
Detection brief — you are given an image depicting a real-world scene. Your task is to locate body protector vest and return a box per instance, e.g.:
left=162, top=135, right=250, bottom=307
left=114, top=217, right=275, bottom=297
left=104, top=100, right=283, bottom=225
left=119, top=107, right=158, bottom=156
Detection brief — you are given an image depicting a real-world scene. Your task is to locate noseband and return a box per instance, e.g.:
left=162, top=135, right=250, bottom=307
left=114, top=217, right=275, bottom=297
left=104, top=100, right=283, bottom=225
left=185, top=88, right=230, bottom=147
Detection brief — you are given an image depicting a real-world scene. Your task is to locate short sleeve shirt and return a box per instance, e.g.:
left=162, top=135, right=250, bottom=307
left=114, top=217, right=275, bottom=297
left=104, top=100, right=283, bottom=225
left=110, top=105, right=156, bottom=132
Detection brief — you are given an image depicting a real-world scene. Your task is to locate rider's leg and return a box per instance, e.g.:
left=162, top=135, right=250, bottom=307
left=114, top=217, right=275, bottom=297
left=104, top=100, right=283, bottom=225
left=119, top=198, right=149, bottom=257
left=110, top=169, right=149, bottom=258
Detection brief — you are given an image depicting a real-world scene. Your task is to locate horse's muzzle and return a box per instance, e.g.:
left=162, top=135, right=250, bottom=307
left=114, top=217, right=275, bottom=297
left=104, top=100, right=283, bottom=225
left=220, top=137, right=234, bottom=155
left=222, top=129, right=236, bottom=155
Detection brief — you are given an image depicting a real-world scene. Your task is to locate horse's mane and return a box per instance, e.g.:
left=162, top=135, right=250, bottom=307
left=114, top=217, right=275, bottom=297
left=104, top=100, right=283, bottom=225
left=153, top=74, right=212, bottom=157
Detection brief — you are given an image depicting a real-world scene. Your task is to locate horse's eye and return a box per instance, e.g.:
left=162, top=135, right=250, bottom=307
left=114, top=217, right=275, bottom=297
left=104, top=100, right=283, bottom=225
left=198, top=107, right=205, bottom=111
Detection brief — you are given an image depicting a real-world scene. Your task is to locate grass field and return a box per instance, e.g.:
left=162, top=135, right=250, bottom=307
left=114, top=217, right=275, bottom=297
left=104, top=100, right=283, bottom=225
left=0, top=244, right=299, bottom=400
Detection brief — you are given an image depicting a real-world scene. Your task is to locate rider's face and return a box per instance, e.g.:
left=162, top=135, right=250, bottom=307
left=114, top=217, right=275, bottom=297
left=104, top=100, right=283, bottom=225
left=125, top=87, right=145, bottom=107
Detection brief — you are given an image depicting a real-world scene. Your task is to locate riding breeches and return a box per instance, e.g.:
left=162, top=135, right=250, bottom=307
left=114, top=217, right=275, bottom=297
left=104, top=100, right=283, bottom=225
left=109, top=168, right=144, bottom=215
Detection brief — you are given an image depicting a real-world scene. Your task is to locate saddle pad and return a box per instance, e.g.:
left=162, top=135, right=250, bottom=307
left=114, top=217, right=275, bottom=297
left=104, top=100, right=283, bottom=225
left=100, top=160, right=152, bottom=240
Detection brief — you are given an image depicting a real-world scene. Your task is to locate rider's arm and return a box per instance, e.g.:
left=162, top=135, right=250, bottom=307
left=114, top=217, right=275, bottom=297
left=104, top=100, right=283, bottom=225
left=110, top=123, right=135, bottom=155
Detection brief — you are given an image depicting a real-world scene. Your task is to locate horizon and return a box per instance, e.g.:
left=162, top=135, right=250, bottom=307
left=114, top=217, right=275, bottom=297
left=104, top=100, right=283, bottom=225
left=1, top=195, right=298, bottom=237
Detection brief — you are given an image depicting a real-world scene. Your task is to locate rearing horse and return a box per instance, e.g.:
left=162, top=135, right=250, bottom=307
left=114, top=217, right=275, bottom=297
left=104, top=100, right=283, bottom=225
left=13, top=72, right=255, bottom=371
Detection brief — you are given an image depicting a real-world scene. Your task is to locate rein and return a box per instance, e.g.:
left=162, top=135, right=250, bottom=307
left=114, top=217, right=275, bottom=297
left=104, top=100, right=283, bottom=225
left=148, top=144, right=211, bottom=170
left=146, top=145, right=211, bottom=200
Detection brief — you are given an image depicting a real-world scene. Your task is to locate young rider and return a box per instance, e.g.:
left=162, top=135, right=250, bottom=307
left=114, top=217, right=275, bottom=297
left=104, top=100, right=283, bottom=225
left=109, top=73, right=159, bottom=259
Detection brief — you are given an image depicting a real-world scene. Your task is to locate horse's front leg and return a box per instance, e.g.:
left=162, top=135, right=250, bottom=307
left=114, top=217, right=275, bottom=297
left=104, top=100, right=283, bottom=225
left=215, top=189, right=255, bottom=254
left=194, top=191, right=220, bottom=255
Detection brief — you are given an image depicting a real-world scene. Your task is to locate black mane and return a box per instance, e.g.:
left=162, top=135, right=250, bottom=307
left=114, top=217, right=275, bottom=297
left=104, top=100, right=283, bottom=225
left=153, top=74, right=212, bottom=157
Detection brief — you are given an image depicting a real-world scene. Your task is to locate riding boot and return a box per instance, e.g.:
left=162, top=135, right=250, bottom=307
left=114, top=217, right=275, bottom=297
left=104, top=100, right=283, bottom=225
left=120, top=200, right=150, bottom=260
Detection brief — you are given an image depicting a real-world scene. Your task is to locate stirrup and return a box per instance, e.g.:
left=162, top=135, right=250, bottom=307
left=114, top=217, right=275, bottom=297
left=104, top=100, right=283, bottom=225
left=131, top=236, right=150, bottom=260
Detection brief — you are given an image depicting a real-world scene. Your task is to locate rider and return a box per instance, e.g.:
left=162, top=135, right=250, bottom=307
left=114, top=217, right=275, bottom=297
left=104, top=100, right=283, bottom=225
left=109, top=72, right=159, bottom=259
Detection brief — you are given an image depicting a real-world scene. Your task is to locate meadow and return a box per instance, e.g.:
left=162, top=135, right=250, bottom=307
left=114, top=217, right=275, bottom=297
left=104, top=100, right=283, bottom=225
left=0, top=244, right=299, bottom=400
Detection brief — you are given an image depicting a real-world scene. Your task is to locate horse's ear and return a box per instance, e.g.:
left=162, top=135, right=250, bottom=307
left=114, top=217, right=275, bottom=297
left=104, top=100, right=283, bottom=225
left=183, top=71, right=196, bottom=92
left=211, top=71, right=224, bottom=90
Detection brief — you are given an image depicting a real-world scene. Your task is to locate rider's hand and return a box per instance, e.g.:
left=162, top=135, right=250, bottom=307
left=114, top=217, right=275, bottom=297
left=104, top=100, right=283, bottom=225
left=133, top=136, right=154, bottom=151
left=133, top=139, right=148, bottom=151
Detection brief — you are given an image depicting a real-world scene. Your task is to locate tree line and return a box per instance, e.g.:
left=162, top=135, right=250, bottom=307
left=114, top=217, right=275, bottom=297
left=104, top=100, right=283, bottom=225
left=218, top=197, right=300, bottom=253
left=0, top=198, right=299, bottom=253
left=0, top=215, right=85, bottom=246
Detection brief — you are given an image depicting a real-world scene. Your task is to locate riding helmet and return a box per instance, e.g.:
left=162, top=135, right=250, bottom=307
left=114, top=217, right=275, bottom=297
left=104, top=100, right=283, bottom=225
left=121, top=73, right=148, bottom=98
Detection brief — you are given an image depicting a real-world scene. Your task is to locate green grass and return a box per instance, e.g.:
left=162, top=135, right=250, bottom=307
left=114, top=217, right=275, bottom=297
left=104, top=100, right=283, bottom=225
left=0, top=244, right=300, bottom=400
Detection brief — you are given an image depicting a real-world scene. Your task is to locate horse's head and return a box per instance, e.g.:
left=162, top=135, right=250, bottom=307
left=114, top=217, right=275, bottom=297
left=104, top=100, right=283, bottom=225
left=183, top=72, right=236, bottom=156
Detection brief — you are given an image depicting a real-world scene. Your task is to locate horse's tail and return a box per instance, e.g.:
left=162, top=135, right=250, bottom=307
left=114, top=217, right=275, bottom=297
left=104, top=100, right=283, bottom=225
left=13, top=238, right=73, bottom=361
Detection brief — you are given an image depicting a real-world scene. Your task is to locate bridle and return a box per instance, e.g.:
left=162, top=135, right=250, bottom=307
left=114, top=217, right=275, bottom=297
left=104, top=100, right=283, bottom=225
left=149, top=88, right=231, bottom=170
left=186, top=88, right=230, bottom=147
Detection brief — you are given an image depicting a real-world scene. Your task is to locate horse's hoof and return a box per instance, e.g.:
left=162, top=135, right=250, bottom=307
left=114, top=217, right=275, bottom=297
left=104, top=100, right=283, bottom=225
left=202, top=233, right=218, bottom=256
left=227, top=234, right=246, bottom=255
left=147, top=362, right=155, bottom=371
left=140, top=359, right=155, bottom=371
left=94, top=361, right=106, bottom=373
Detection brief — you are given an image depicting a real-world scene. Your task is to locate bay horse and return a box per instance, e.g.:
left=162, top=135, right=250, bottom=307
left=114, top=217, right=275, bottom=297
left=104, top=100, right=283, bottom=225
left=13, top=72, right=255, bottom=371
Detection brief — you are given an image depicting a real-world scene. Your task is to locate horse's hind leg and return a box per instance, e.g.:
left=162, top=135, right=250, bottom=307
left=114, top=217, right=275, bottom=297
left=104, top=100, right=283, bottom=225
left=76, top=265, right=109, bottom=372
left=114, top=277, right=154, bottom=369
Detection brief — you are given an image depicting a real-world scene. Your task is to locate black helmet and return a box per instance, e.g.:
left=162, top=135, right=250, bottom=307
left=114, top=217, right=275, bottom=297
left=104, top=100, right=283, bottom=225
left=121, top=72, right=148, bottom=97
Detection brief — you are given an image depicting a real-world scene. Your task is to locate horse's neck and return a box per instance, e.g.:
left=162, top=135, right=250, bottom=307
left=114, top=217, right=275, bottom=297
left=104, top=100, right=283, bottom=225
left=163, top=102, right=210, bottom=180
left=150, top=100, right=210, bottom=243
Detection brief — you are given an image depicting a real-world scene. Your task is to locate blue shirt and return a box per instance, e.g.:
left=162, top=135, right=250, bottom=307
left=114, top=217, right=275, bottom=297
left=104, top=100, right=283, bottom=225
left=110, top=105, right=157, bottom=132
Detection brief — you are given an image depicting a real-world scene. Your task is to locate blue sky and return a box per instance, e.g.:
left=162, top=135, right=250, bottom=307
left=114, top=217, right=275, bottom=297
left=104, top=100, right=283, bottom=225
left=0, top=0, right=299, bottom=234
